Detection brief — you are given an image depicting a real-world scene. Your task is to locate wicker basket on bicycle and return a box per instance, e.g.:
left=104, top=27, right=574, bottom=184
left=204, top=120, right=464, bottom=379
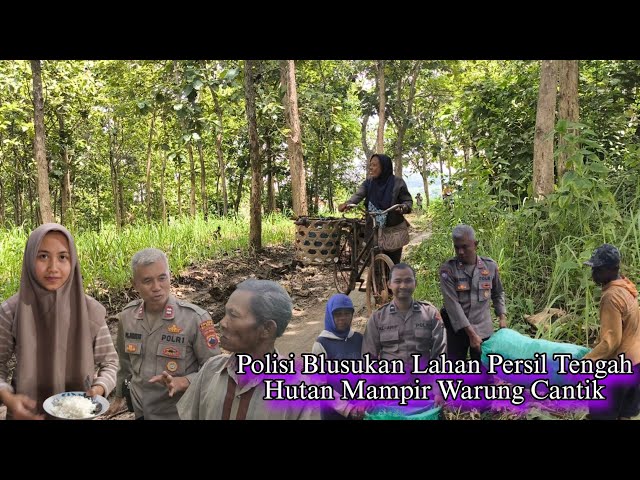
left=294, top=217, right=363, bottom=266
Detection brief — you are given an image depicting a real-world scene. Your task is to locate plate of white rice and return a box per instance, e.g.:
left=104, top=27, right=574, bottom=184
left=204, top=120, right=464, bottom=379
left=43, top=391, right=110, bottom=420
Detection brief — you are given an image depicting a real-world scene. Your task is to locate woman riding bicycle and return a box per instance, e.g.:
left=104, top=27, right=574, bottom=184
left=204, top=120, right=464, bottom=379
left=338, top=153, right=413, bottom=264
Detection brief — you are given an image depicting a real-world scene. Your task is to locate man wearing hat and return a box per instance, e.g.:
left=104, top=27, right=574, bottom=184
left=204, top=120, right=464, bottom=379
left=583, top=243, right=640, bottom=419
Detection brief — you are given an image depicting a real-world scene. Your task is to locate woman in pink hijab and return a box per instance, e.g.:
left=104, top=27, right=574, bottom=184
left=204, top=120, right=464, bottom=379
left=0, top=223, right=118, bottom=419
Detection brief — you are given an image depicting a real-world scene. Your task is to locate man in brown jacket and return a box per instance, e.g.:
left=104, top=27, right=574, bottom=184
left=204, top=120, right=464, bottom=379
left=584, top=243, right=640, bottom=420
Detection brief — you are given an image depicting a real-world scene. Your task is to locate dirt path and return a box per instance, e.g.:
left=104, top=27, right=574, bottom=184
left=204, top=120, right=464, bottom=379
left=275, top=218, right=430, bottom=358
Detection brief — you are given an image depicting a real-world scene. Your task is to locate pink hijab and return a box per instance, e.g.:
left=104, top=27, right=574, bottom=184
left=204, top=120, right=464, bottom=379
left=12, top=223, right=103, bottom=411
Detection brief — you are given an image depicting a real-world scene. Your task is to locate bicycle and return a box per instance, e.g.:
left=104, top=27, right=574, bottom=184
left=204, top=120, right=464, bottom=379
left=333, top=203, right=405, bottom=315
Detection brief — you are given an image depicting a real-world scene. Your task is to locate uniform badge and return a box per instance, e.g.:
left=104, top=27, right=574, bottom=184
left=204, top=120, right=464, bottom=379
left=162, top=346, right=180, bottom=358
left=164, top=305, right=175, bottom=319
left=126, top=344, right=137, bottom=353
left=456, top=284, right=469, bottom=291
left=482, top=269, right=490, bottom=276
left=167, top=324, right=182, bottom=334
left=199, top=319, right=220, bottom=350
left=166, top=361, right=178, bottom=373
left=135, top=304, right=144, bottom=319
left=484, top=290, right=490, bottom=298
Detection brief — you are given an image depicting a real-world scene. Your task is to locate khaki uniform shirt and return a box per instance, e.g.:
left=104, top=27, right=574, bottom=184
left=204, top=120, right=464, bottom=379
left=177, top=353, right=320, bottom=420
left=439, top=256, right=506, bottom=339
left=115, top=295, right=220, bottom=419
left=361, top=300, right=446, bottom=364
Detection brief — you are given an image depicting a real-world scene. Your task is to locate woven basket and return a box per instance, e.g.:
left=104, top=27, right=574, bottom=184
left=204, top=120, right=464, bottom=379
left=294, top=218, right=342, bottom=265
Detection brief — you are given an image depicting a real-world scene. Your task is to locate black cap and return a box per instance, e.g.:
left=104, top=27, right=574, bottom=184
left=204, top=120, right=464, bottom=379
left=584, top=243, right=620, bottom=268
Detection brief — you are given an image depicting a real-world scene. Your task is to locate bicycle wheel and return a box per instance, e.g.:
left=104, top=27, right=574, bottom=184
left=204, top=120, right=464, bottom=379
left=365, top=253, right=395, bottom=315
left=333, top=230, right=355, bottom=294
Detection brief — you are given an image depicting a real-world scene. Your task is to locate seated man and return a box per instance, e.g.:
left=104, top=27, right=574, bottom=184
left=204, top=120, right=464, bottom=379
left=176, top=279, right=319, bottom=420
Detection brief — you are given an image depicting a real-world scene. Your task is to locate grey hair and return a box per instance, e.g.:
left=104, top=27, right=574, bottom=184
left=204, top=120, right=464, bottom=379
left=131, top=248, right=169, bottom=276
left=236, top=279, right=292, bottom=338
left=452, top=224, right=476, bottom=242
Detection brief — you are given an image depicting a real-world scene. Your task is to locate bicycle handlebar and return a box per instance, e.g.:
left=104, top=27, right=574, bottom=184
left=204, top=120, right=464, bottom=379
left=345, top=203, right=405, bottom=215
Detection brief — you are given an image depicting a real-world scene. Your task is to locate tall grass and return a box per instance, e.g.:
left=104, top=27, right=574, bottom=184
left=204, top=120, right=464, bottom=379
left=0, top=214, right=296, bottom=302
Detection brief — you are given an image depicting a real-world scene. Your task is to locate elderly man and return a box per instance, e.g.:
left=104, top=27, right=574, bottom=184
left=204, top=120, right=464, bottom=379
left=439, top=225, right=507, bottom=361
left=583, top=244, right=640, bottom=420
left=177, top=279, right=319, bottom=420
left=107, top=248, right=220, bottom=420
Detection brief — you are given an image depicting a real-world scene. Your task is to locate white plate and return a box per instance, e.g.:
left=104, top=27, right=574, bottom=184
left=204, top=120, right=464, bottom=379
left=43, top=391, right=110, bottom=420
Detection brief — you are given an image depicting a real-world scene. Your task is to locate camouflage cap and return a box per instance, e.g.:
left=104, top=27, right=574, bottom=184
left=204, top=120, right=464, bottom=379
left=584, top=243, right=620, bottom=268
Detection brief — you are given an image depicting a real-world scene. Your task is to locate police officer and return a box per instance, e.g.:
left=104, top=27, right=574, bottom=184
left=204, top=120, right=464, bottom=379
left=439, top=224, right=507, bottom=361
left=362, top=263, right=446, bottom=365
left=106, top=248, right=220, bottom=419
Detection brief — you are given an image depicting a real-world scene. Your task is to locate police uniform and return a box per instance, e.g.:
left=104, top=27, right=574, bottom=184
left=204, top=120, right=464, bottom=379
left=115, top=294, right=221, bottom=420
left=361, top=300, right=446, bottom=364
left=439, top=256, right=506, bottom=360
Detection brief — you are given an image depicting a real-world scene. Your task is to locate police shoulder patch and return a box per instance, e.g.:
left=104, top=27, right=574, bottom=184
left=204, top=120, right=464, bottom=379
left=198, top=318, right=219, bottom=350
left=178, top=300, right=207, bottom=316
left=123, top=299, right=143, bottom=310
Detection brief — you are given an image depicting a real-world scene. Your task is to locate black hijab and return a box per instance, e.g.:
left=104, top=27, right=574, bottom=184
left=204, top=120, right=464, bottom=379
left=366, top=154, right=395, bottom=210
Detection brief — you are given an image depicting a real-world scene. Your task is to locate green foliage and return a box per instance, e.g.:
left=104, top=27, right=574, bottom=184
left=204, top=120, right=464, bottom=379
left=408, top=123, right=639, bottom=349
left=0, top=215, right=295, bottom=302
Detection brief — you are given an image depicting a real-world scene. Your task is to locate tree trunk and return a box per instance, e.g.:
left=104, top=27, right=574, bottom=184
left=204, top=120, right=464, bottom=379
left=533, top=60, right=557, bottom=199
left=197, top=141, right=207, bottom=219
left=145, top=108, right=157, bottom=221
left=55, top=110, right=72, bottom=226
left=28, top=176, right=35, bottom=227
left=376, top=60, right=386, bottom=154
left=234, top=168, right=245, bottom=214
left=108, top=132, right=122, bottom=229
left=210, top=87, right=229, bottom=216
left=95, top=180, right=100, bottom=231
left=420, top=170, right=430, bottom=208
left=327, top=143, right=334, bottom=211
left=118, top=177, right=126, bottom=225
left=280, top=60, right=308, bottom=217
left=14, top=152, right=22, bottom=225
left=557, top=60, right=580, bottom=179
left=391, top=61, right=421, bottom=177
left=439, top=155, right=445, bottom=196
left=177, top=170, right=182, bottom=217
left=188, top=143, right=196, bottom=217
left=265, top=136, right=275, bottom=215
left=30, top=60, right=53, bottom=224
left=244, top=60, right=262, bottom=251
left=361, top=113, right=373, bottom=162
left=161, top=152, right=167, bottom=225
left=0, top=179, right=4, bottom=226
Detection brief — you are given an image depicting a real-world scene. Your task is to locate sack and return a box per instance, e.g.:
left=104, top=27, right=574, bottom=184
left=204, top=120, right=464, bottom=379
left=378, top=220, right=410, bottom=251
left=480, top=328, right=591, bottom=384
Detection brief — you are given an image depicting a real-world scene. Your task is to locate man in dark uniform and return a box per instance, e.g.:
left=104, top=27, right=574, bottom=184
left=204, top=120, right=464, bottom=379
left=106, top=248, right=220, bottom=419
left=439, top=225, right=507, bottom=361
